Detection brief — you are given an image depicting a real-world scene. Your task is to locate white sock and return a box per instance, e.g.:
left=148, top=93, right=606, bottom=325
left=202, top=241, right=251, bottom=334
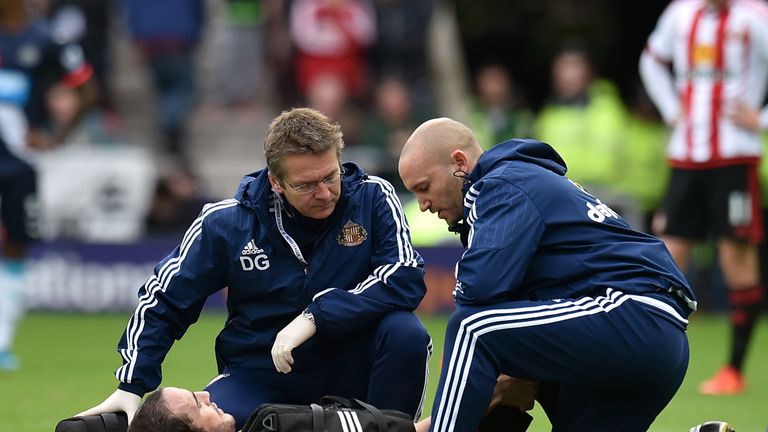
left=0, top=262, right=26, bottom=352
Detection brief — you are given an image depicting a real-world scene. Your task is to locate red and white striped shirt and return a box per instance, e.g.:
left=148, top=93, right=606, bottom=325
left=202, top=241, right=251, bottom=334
left=640, top=0, right=768, bottom=168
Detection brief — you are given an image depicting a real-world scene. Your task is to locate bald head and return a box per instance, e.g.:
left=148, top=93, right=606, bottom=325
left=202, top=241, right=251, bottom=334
left=398, top=118, right=483, bottom=225
left=400, top=117, right=482, bottom=165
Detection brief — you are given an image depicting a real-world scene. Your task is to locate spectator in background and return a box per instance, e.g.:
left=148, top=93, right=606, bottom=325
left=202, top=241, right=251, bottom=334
left=305, top=73, right=365, bottom=148
left=533, top=42, right=633, bottom=223
left=207, top=0, right=266, bottom=114
left=45, top=82, right=120, bottom=146
left=289, top=0, right=376, bottom=102
left=117, top=0, right=205, bottom=172
left=370, top=0, right=434, bottom=111
left=467, top=63, right=533, bottom=150
left=0, top=0, right=94, bottom=371
left=145, top=171, right=209, bottom=236
left=263, top=0, right=297, bottom=110
left=361, top=75, right=428, bottom=192
left=21, top=0, right=49, bottom=19
left=49, top=0, right=115, bottom=112
left=640, top=0, right=768, bottom=395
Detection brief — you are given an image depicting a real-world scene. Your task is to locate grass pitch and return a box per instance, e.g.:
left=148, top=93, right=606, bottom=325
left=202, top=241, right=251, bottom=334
left=1, top=313, right=765, bottom=431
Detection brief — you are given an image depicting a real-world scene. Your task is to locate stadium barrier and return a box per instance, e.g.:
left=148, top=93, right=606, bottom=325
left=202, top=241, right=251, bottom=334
left=25, top=239, right=462, bottom=313
left=36, top=144, right=156, bottom=243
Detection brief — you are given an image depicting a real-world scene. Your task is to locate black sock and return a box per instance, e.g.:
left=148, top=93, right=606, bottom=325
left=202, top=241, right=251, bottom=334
left=728, top=285, right=763, bottom=371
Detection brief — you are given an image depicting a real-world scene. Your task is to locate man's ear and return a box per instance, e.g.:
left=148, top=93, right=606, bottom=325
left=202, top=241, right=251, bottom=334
left=450, top=150, right=469, bottom=172
left=268, top=173, right=284, bottom=193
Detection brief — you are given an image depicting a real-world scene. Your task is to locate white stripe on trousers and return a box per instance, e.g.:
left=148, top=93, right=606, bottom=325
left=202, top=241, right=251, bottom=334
left=432, top=289, right=687, bottom=432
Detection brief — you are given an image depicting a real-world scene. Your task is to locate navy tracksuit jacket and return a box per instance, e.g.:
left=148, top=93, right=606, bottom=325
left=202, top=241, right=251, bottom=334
left=429, top=140, right=696, bottom=432
left=114, top=163, right=431, bottom=426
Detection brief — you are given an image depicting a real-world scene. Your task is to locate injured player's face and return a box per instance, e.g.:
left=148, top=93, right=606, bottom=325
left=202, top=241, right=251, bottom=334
left=163, top=387, right=237, bottom=432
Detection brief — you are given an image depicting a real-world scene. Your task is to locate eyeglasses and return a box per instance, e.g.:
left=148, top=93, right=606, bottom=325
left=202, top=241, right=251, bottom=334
left=284, top=168, right=344, bottom=195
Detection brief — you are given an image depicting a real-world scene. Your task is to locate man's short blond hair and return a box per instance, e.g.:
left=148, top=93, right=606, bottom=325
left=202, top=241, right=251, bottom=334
left=264, top=108, right=345, bottom=180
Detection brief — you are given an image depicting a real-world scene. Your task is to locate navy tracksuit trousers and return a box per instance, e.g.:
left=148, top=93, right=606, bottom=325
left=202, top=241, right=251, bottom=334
left=206, top=311, right=432, bottom=429
left=429, top=289, right=690, bottom=432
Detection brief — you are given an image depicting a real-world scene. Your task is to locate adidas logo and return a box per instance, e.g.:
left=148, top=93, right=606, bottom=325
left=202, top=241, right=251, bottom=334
left=242, top=239, right=264, bottom=255
left=240, top=240, right=270, bottom=271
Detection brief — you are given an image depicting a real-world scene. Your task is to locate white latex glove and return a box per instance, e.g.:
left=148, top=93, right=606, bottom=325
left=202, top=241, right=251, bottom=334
left=271, top=313, right=317, bottom=373
left=76, top=389, right=142, bottom=424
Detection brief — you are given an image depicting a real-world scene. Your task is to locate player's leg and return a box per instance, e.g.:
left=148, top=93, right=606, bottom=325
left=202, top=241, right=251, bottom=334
left=661, top=236, right=696, bottom=270
left=328, top=311, right=432, bottom=419
left=554, top=359, right=687, bottom=432
left=550, top=300, right=689, bottom=431
left=428, top=292, right=689, bottom=432
left=430, top=301, right=577, bottom=432
left=700, top=239, right=761, bottom=394
left=204, top=370, right=276, bottom=429
left=0, top=162, right=37, bottom=371
left=204, top=367, right=327, bottom=429
left=660, top=167, right=707, bottom=270
left=700, top=164, right=763, bottom=395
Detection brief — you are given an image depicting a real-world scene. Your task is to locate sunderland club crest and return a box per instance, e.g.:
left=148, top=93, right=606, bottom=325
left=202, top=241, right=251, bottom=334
left=337, top=219, right=368, bottom=246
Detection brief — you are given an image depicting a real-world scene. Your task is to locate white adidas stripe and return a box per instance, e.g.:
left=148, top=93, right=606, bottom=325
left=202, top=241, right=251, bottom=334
left=433, top=289, right=688, bottom=432
left=414, top=338, right=433, bottom=420
left=348, top=411, right=363, bottom=432
left=122, top=219, right=210, bottom=380
left=117, top=199, right=239, bottom=383
left=463, top=184, right=482, bottom=249
left=337, top=410, right=363, bottom=432
left=364, top=176, right=415, bottom=264
left=322, top=177, right=420, bottom=297
left=312, top=287, right=336, bottom=301
left=434, top=297, right=604, bottom=432
left=350, top=260, right=420, bottom=295
left=336, top=411, right=349, bottom=432
left=466, top=204, right=479, bottom=248
left=434, top=290, right=649, bottom=432
left=463, top=184, right=480, bottom=208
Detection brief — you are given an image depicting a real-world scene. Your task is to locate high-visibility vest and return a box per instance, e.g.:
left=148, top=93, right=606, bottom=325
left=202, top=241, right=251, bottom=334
left=533, top=79, right=627, bottom=189
left=615, top=115, right=669, bottom=212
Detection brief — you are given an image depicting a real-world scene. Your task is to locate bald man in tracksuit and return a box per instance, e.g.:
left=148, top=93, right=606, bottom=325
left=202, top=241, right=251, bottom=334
left=400, top=118, right=696, bottom=432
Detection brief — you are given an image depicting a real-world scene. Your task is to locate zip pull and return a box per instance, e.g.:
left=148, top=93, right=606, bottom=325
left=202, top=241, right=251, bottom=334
left=304, top=266, right=309, bottom=275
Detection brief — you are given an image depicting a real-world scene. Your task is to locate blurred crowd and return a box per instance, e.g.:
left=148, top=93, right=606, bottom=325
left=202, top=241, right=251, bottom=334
left=14, top=0, right=440, bottom=237
left=3, top=0, right=763, bottom=396
left=7, top=0, right=750, bottom=249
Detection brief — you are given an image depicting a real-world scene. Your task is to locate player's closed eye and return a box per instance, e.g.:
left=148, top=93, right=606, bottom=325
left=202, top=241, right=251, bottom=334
left=286, top=168, right=344, bottom=195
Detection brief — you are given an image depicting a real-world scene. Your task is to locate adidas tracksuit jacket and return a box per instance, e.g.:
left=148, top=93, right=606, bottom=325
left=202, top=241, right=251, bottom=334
left=429, top=140, right=697, bottom=432
left=113, top=163, right=430, bottom=425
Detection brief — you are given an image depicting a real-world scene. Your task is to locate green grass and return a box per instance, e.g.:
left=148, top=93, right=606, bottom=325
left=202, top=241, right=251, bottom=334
left=1, top=313, right=766, bottom=431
